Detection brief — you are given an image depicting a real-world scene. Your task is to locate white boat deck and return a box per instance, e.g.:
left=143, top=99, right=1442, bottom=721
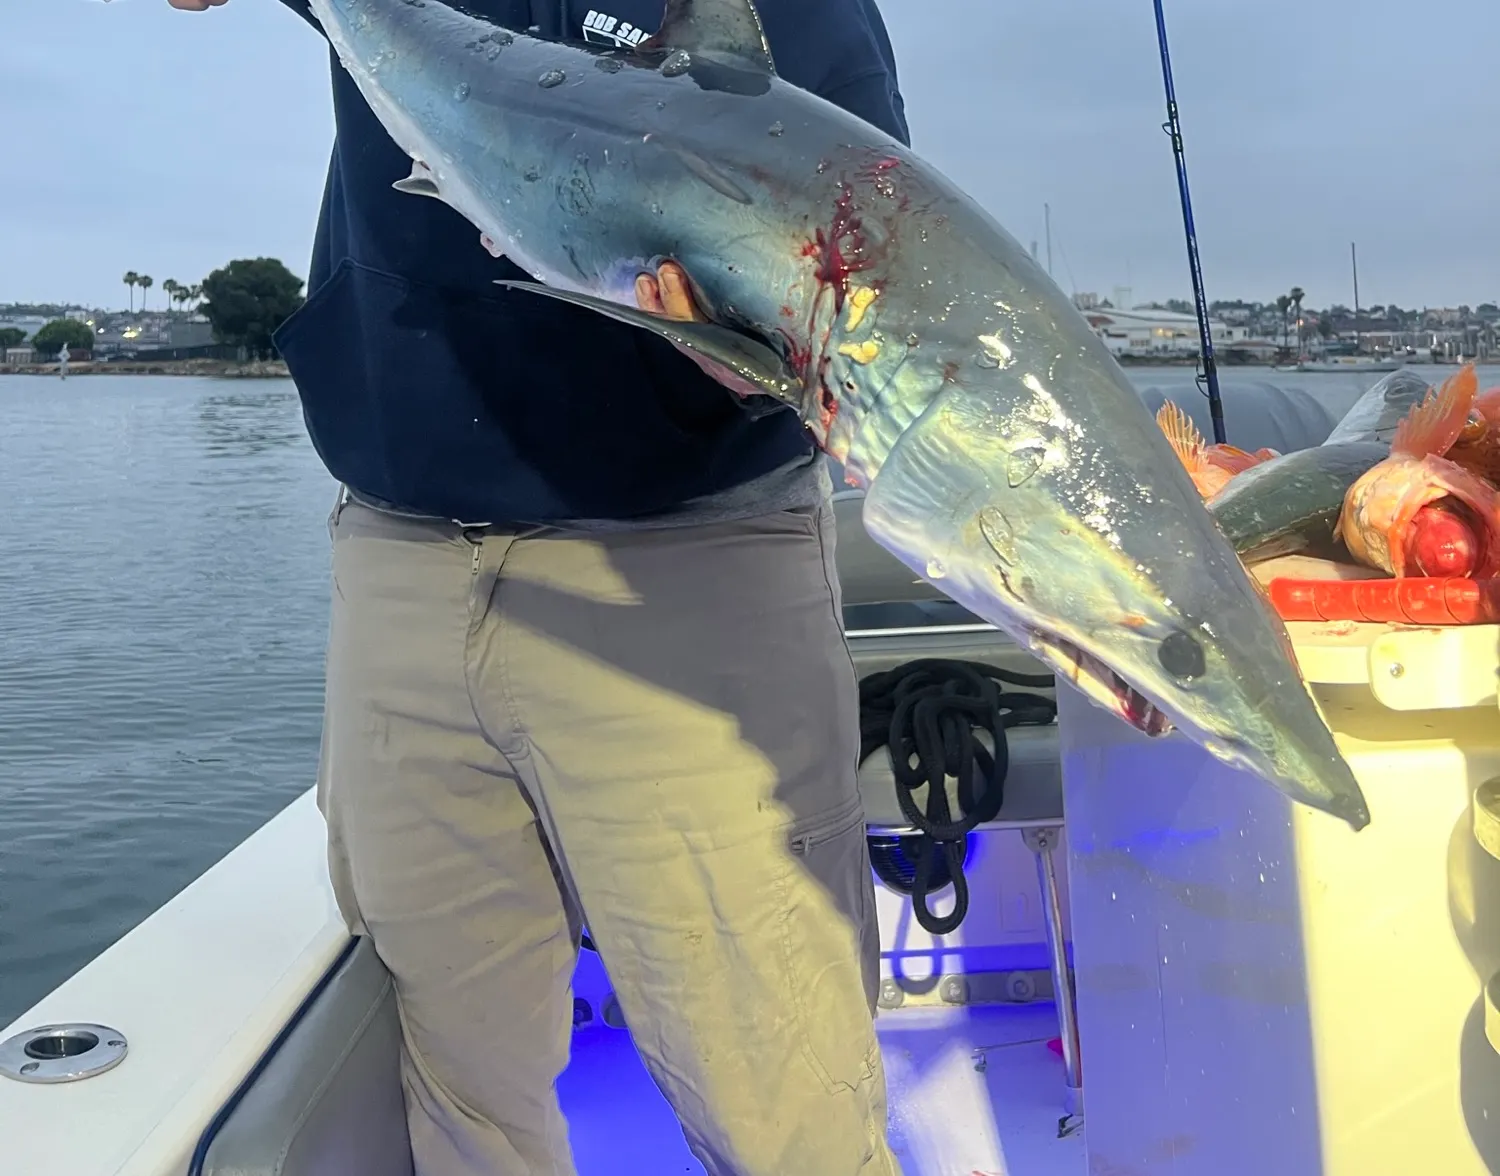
left=0, top=787, right=1085, bottom=1176
left=563, top=1000, right=1083, bottom=1175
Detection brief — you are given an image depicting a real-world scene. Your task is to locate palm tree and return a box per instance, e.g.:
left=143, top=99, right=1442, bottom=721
left=1276, top=294, right=1293, bottom=352
left=137, top=275, right=153, bottom=313
left=162, top=279, right=181, bottom=315
left=123, top=271, right=139, bottom=313
left=188, top=284, right=203, bottom=313
left=1289, top=286, right=1306, bottom=354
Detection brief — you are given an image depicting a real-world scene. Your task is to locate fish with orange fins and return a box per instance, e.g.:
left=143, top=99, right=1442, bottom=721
left=1339, top=363, right=1500, bottom=577
left=1155, top=401, right=1280, bottom=500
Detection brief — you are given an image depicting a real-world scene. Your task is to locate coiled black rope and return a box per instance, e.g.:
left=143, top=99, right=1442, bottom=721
left=859, top=658, right=1055, bottom=936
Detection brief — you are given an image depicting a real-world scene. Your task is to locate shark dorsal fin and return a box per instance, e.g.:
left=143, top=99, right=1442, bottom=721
left=641, top=0, right=777, bottom=74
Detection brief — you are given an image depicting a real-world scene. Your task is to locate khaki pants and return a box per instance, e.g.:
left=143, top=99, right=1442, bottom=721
left=317, top=494, right=902, bottom=1176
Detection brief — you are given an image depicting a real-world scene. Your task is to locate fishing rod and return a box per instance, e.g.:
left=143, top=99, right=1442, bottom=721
left=1152, top=0, right=1227, bottom=445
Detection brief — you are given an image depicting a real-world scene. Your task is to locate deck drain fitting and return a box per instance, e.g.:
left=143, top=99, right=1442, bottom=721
left=0, top=1023, right=128, bottom=1084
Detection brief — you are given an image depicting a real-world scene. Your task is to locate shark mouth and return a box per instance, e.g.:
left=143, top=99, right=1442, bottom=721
left=1029, top=633, right=1174, bottom=738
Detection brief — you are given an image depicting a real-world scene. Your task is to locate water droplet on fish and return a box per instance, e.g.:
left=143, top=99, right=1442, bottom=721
left=768, top=121, right=784, bottom=136
left=454, top=82, right=471, bottom=102
left=906, top=333, right=919, bottom=347
left=539, top=69, right=567, bottom=88
left=655, top=100, right=666, bottom=110
left=925, top=559, right=946, bottom=580
left=919, top=228, right=929, bottom=243
left=661, top=50, right=692, bottom=77
left=650, top=202, right=663, bottom=215
left=816, top=159, right=830, bottom=174
left=595, top=57, right=624, bottom=73
left=523, top=165, right=542, bottom=182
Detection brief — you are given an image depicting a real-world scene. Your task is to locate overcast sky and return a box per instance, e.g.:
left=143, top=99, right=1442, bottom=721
left=5, top=0, right=1496, bottom=311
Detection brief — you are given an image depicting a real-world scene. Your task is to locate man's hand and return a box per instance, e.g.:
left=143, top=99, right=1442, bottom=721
left=634, top=262, right=707, bottom=325
left=635, top=261, right=767, bottom=402
left=167, top=0, right=229, bottom=9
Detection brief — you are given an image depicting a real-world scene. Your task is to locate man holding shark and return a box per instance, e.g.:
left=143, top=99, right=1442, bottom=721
left=169, top=0, right=913, bottom=1172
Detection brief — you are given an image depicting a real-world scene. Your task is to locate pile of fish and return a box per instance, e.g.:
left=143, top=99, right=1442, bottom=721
left=1160, top=365, right=1500, bottom=584
left=302, top=0, right=1374, bottom=828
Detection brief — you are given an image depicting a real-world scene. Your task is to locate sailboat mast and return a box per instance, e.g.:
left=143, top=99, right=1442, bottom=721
left=1351, top=242, right=1361, bottom=316
left=1351, top=241, right=1361, bottom=352
left=1045, top=203, right=1053, bottom=277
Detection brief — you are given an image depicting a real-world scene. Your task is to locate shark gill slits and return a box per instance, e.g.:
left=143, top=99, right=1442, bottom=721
left=539, top=69, right=566, bottom=88
left=1158, top=630, right=1206, bottom=681
left=662, top=50, right=693, bottom=78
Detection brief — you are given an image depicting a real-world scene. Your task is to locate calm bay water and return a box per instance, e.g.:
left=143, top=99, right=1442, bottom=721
left=1, top=375, right=335, bottom=1022
left=3, top=363, right=1497, bottom=1024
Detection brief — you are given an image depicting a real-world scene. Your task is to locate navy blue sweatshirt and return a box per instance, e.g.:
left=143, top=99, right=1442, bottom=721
left=271, top=0, right=910, bottom=524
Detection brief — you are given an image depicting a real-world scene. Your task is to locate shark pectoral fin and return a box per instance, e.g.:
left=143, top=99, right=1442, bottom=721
left=638, top=0, right=776, bottom=74
left=493, top=279, right=800, bottom=407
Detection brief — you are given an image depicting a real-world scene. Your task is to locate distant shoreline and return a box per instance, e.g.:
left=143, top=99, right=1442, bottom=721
left=6, top=353, right=1472, bottom=380
left=0, top=358, right=290, bottom=379
left=0, top=354, right=1240, bottom=379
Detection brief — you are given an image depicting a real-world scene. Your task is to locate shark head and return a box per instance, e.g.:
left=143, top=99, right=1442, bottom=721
left=853, top=344, right=1371, bottom=832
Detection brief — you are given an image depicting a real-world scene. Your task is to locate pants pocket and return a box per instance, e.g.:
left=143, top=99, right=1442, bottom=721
left=776, top=798, right=882, bottom=1095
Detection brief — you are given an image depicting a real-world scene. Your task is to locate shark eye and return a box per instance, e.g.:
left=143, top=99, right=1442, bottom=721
left=1158, top=629, right=1205, bottom=680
